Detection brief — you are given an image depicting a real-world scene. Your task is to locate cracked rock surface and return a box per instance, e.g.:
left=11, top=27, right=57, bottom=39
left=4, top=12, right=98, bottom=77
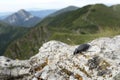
left=0, top=35, right=120, bottom=80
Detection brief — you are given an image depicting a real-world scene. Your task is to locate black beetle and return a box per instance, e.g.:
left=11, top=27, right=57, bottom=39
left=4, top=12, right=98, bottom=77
left=73, top=44, right=90, bottom=55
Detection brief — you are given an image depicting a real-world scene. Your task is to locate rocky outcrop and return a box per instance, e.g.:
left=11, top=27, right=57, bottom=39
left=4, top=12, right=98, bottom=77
left=0, top=35, right=120, bottom=80
left=0, top=56, right=31, bottom=80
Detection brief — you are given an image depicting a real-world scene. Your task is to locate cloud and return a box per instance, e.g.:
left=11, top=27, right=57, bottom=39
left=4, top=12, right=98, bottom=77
left=0, top=0, right=120, bottom=12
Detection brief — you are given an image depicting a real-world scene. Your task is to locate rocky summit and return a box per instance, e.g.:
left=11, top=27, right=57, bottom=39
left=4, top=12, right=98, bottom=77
left=0, top=35, right=120, bottom=80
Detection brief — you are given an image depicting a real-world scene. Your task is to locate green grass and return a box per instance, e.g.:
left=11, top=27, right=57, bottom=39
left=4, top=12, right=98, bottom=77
left=49, top=28, right=120, bottom=45
left=0, top=22, right=29, bottom=56
left=4, top=4, right=120, bottom=59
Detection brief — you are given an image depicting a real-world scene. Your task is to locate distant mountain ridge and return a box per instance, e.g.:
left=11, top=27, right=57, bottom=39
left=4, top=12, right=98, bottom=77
left=50, top=6, right=79, bottom=17
left=3, top=9, right=41, bottom=27
left=4, top=4, right=120, bottom=59
left=30, top=9, right=57, bottom=18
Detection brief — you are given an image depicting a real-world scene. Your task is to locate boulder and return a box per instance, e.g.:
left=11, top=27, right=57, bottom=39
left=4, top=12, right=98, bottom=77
left=0, top=35, right=120, bottom=80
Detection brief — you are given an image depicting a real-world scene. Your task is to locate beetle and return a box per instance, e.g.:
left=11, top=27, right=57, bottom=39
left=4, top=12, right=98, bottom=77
left=73, top=44, right=90, bottom=55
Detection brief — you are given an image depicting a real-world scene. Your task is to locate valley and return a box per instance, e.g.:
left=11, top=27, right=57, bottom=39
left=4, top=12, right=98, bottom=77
left=0, top=22, right=29, bottom=55
left=2, top=4, right=120, bottom=59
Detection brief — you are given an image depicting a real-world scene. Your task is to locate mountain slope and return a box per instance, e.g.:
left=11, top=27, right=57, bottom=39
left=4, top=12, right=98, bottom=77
left=111, top=4, right=120, bottom=17
left=46, top=4, right=120, bottom=29
left=0, top=21, right=29, bottom=56
left=3, top=9, right=41, bottom=27
left=49, top=6, right=79, bottom=17
left=4, top=4, right=120, bottom=59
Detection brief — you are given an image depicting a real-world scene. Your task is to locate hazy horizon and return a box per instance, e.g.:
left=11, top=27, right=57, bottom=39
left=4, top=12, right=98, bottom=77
left=0, top=0, right=120, bottom=13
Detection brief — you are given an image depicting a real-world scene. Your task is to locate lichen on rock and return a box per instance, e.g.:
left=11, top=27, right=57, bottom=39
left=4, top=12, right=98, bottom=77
left=0, top=35, right=120, bottom=80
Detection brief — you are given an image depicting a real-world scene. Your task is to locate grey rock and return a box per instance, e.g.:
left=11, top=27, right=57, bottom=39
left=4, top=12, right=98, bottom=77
left=1, top=35, right=120, bottom=80
left=114, top=73, right=120, bottom=80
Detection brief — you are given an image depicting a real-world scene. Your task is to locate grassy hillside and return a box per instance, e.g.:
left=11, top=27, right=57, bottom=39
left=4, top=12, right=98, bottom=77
left=4, top=4, right=120, bottom=59
left=0, top=22, right=29, bottom=55
left=49, top=6, right=79, bottom=17
left=111, top=4, right=120, bottom=14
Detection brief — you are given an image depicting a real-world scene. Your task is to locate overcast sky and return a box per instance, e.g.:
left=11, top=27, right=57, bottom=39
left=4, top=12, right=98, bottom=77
left=0, top=0, right=120, bottom=12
